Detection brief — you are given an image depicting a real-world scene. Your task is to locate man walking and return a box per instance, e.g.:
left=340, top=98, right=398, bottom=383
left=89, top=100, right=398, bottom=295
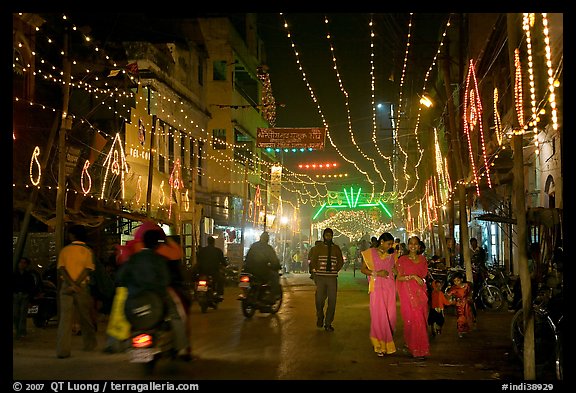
left=56, top=224, right=97, bottom=358
left=309, top=228, right=344, bottom=332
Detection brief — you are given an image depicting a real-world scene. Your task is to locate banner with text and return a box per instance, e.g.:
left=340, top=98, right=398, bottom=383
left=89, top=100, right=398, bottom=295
left=256, top=127, right=326, bottom=149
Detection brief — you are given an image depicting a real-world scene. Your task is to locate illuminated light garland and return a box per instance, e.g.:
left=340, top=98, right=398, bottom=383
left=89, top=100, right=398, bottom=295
left=314, top=173, right=348, bottom=179
left=257, top=66, right=277, bottom=126
left=493, top=87, right=503, bottom=145
left=29, top=146, right=41, bottom=186
left=183, top=189, right=190, bottom=212
left=396, top=15, right=453, bottom=200
left=168, top=158, right=183, bottom=219
left=297, top=162, right=338, bottom=169
left=514, top=49, right=525, bottom=132
left=463, top=59, right=484, bottom=196
left=433, top=128, right=450, bottom=205
left=159, top=180, right=166, bottom=206
left=100, top=132, right=129, bottom=200
left=541, top=14, right=559, bottom=132
left=369, top=16, right=395, bottom=182
left=312, top=209, right=393, bottom=241
left=522, top=14, right=537, bottom=136
left=391, top=13, right=414, bottom=187
left=280, top=13, right=376, bottom=198
left=80, top=160, right=92, bottom=195
left=135, top=175, right=143, bottom=204
left=324, top=15, right=388, bottom=197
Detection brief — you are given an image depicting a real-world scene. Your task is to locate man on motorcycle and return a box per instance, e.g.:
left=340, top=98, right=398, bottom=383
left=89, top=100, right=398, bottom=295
left=117, top=228, right=191, bottom=360
left=243, top=232, right=282, bottom=300
left=195, top=236, right=227, bottom=299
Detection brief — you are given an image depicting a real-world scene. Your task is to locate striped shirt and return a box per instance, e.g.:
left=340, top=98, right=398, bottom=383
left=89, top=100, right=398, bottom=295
left=309, top=242, right=344, bottom=277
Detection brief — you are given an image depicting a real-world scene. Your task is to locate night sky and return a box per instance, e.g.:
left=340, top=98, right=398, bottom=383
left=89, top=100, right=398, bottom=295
left=257, top=13, right=450, bottom=193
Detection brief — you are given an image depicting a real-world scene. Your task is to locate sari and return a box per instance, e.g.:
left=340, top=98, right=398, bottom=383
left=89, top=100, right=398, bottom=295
left=361, top=248, right=397, bottom=354
left=396, top=254, right=430, bottom=357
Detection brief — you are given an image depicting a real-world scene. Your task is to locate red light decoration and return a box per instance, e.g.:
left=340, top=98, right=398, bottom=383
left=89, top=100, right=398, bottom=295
left=297, top=162, right=338, bottom=170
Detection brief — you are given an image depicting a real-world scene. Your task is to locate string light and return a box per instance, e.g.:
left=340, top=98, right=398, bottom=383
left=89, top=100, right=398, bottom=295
left=29, top=146, right=41, bottom=186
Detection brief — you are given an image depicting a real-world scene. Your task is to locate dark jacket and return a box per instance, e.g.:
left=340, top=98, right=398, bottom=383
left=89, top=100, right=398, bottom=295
left=195, top=244, right=227, bottom=275
left=116, top=248, right=170, bottom=298
left=244, top=240, right=281, bottom=277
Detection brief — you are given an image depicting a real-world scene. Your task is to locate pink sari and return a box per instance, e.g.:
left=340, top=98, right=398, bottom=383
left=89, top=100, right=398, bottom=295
left=396, top=254, right=430, bottom=357
left=361, top=248, right=397, bottom=354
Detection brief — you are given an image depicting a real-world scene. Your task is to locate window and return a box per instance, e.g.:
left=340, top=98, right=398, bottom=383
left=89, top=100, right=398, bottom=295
left=213, top=60, right=227, bottom=81
left=212, top=129, right=227, bottom=150
left=233, top=129, right=254, bottom=169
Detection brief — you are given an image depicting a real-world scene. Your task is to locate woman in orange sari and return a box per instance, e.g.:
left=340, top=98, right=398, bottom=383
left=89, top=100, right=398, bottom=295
left=360, top=232, right=397, bottom=356
left=396, top=235, right=430, bottom=360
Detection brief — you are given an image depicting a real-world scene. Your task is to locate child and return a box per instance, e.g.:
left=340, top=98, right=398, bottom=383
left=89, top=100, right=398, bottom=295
left=428, top=279, right=452, bottom=336
left=446, top=272, right=475, bottom=338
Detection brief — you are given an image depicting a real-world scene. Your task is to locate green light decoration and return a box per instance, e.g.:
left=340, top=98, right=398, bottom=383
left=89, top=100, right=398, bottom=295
left=312, top=202, right=327, bottom=220
left=312, top=186, right=393, bottom=220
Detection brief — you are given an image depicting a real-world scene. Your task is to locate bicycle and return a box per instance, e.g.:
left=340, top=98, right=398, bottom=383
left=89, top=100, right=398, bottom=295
left=510, top=287, right=563, bottom=380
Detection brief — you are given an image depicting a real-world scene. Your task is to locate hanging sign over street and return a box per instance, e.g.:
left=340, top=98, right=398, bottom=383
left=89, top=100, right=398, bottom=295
left=256, top=127, right=326, bottom=149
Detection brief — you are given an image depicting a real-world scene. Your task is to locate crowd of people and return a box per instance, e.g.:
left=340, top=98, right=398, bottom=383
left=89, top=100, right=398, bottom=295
left=14, top=221, right=496, bottom=363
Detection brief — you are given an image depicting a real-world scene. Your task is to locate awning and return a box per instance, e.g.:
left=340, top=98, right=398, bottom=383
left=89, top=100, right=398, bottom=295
left=475, top=213, right=516, bottom=224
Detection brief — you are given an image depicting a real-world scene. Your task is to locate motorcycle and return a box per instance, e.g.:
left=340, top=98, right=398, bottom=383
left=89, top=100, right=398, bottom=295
left=124, top=290, right=176, bottom=375
left=27, top=279, right=58, bottom=328
left=193, top=274, right=221, bottom=313
left=237, top=272, right=283, bottom=318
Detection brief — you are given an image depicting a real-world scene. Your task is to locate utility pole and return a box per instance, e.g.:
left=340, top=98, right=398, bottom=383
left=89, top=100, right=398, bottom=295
left=55, top=28, right=72, bottom=253
left=440, top=21, right=472, bottom=280
left=240, top=157, right=249, bottom=253
left=507, top=12, right=535, bottom=380
left=146, top=115, right=156, bottom=218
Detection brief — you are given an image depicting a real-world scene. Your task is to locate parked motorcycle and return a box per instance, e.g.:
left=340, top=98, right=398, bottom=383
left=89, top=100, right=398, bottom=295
left=27, top=279, right=58, bottom=328
left=238, top=272, right=283, bottom=318
left=193, top=274, right=220, bottom=313
left=124, top=291, right=176, bottom=375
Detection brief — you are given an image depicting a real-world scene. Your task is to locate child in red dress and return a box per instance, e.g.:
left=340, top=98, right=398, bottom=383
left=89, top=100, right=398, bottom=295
left=446, top=272, right=475, bottom=338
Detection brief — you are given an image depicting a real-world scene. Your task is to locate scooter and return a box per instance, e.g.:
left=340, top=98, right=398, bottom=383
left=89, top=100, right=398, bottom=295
left=124, top=291, right=176, bottom=375
left=238, top=272, right=283, bottom=318
left=193, top=274, right=220, bottom=313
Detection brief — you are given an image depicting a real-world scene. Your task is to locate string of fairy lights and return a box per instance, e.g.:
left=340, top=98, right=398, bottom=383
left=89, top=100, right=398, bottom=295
left=405, top=13, right=561, bottom=235
left=275, top=13, right=561, bottom=236
left=13, top=13, right=562, bottom=237
left=369, top=15, right=396, bottom=185
left=323, top=15, right=388, bottom=197
left=13, top=13, right=333, bottom=224
left=279, top=13, right=377, bottom=200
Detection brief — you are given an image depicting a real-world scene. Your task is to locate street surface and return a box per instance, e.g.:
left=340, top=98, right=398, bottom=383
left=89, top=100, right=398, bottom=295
left=12, top=270, right=541, bottom=384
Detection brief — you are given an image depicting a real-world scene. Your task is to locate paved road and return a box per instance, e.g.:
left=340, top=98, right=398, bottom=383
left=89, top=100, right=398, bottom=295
left=13, top=270, right=547, bottom=384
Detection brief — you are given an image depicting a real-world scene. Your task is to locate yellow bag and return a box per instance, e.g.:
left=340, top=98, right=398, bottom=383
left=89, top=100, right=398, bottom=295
left=106, top=287, right=131, bottom=340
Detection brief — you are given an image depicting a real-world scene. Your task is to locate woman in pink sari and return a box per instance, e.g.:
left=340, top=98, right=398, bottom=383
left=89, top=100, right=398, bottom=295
left=396, top=235, right=430, bottom=360
left=360, top=232, right=397, bottom=356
